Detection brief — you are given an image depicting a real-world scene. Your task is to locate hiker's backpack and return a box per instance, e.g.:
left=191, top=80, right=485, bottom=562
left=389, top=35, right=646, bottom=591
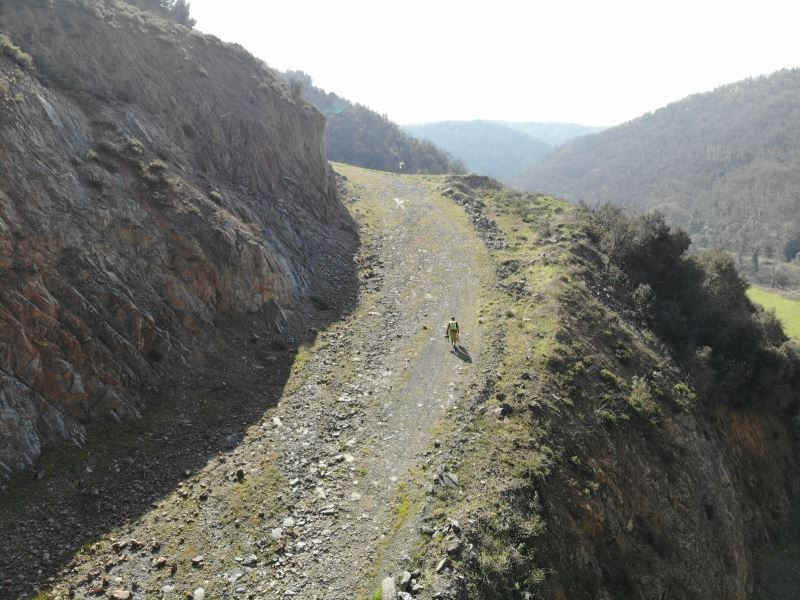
left=449, top=321, right=459, bottom=332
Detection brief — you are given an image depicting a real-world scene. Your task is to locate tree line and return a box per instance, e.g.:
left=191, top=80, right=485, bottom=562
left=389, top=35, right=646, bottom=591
left=125, top=0, right=195, bottom=27
left=517, top=69, right=800, bottom=274
left=284, top=71, right=465, bottom=175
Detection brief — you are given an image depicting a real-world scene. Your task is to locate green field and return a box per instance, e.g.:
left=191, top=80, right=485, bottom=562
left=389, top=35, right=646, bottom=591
left=747, top=286, right=800, bottom=340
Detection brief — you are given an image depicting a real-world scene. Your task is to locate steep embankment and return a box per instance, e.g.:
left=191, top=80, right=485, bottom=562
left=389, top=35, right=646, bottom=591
left=0, top=0, right=356, bottom=478
left=422, top=178, right=800, bottom=599
left=515, top=69, right=800, bottom=254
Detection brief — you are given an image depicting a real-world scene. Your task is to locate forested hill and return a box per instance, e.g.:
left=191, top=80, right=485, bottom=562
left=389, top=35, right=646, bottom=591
left=404, top=120, right=601, bottom=181
left=284, top=71, right=464, bottom=174
left=496, top=120, right=603, bottom=146
left=515, top=68, right=800, bottom=257
left=403, top=120, right=552, bottom=180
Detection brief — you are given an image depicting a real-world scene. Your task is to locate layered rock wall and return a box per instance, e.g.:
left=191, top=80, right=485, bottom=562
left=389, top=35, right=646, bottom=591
left=0, top=0, right=354, bottom=476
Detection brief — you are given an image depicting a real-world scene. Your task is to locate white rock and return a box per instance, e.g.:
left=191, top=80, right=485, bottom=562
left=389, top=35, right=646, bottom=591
left=381, top=576, right=396, bottom=599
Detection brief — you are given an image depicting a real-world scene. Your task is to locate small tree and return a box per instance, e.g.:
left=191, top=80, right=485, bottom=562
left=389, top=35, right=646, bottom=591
left=167, top=0, right=196, bottom=28
left=751, top=244, right=760, bottom=273
left=125, top=0, right=196, bottom=28
left=784, top=237, right=800, bottom=262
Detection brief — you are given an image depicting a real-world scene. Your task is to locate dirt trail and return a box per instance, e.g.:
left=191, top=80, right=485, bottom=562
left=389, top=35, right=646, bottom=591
left=270, top=165, right=485, bottom=598
left=19, top=166, right=488, bottom=600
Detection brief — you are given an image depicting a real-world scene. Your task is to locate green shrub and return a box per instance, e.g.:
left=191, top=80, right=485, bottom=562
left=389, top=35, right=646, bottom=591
left=142, top=159, right=169, bottom=182
left=0, top=34, right=33, bottom=70
left=147, top=159, right=168, bottom=172
left=127, top=137, right=145, bottom=155
left=672, top=382, right=696, bottom=407
left=208, top=191, right=223, bottom=204
left=585, top=205, right=800, bottom=406
left=628, top=378, right=656, bottom=412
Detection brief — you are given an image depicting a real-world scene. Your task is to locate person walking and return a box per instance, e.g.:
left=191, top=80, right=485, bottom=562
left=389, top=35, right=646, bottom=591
left=445, top=316, right=460, bottom=348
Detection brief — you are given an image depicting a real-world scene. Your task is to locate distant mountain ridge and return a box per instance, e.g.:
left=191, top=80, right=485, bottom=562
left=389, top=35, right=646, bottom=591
left=515, top=69, right=800, bottom=257
left=403, top=120, right=602, bottom=181
left=284, top=71, right=464, bottom=174
left=494, top=120, right=604, bottom=146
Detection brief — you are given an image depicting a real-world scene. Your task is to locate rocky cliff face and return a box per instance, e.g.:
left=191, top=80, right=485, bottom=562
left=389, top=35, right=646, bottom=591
left=0, top=0, right=356, bottom=477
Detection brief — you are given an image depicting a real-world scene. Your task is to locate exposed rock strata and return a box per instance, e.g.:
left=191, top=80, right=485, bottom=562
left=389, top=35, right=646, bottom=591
left=0, top=0, right=356, bottom=476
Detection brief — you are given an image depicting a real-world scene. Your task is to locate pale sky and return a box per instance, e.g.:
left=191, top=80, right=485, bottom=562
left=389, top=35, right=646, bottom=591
left=189, top=0, right=799, bottom=127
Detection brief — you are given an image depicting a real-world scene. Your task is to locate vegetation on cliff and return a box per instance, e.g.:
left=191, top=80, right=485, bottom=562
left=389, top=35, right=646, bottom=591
left=418, top=177, right=800, bottom=598
left=585, top=205, right=800, bottom=407
left=124, top=0, right=195, bottom=27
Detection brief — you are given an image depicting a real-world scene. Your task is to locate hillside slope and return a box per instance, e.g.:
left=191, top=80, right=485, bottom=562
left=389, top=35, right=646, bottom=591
left=0, top=0, right=357, bottom=477
left=285, top=71, right=464, bottom=174
left=515, top=69, right=800, bottom=254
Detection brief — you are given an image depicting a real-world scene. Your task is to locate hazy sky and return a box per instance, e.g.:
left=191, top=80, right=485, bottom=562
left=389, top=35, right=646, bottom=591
left=189, top=0, right=798, bottom=127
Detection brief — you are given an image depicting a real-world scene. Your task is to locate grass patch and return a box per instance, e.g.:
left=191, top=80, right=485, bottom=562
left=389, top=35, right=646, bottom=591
left=747, top=285, right=800, bottom=340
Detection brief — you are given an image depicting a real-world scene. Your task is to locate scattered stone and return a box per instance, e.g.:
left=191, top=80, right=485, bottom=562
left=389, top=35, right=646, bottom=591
left=193, top=588, right=206, bottom=600
left=282, top=516, right=295, bottom=528
left=381, top=576, right=396, bottom=599
left=153, top=557, right=168, bottom=569
left=109, top=591, right=130, bottom=600
left=242, top=554, right=258, bottom=566
left=435, top=558, right=452, bottom=573
left=398, top=593, right=413, bottom=600
left=446, top=539, right=463, bottom=556
left=438, top=471, right=459, bottom=487
left=495, top=403, right=513, bottom=418
left=128, top=539, right=143, bottom=551
left=399, top=570, right=412, bottom=591
left=191, top=555, right=204, bottom=568
left=270, top=527, right=284, bottom=540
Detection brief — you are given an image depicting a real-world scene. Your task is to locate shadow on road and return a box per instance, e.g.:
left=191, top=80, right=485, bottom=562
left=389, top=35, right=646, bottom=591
left=451, top=344, right=473, bottom=363
left=0, top=244, right=361, bottom=600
